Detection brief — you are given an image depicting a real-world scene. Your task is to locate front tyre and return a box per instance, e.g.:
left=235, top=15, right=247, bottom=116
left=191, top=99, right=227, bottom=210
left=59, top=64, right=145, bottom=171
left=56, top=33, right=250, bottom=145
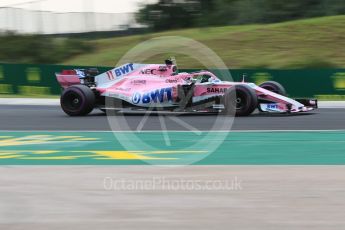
left=223, top=85, right=258, bottom=116
left=259, top=81, right=286, bottom=96
left=60, top=85, right=95, bottom=116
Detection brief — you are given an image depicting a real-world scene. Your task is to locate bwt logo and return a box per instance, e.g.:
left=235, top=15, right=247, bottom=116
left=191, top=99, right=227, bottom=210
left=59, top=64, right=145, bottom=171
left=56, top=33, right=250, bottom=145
left=114, top=63, right=134, bottom=77
left=267, top=104, right=278, bottom=109
left=132, top=92, right=141, bottom=104
left=132, top=88, right=173, bottom=104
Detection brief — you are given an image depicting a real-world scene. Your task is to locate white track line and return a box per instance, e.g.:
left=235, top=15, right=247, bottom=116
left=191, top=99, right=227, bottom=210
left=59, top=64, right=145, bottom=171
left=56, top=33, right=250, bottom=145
left=0, top=98, right=59, bottom=106
left=317, top=101, right=345, bottom=108
left=0, top=130, right=345, bottom=133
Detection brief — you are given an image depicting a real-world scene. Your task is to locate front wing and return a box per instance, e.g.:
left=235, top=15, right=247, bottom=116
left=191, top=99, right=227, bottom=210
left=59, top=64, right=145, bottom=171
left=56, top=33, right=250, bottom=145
left=259, top=99, right=318, bottom=113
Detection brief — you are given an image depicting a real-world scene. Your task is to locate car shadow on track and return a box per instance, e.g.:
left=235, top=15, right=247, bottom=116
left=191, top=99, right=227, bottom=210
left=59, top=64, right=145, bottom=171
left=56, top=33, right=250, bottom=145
left=249, top=112, right=316, bottom=117
left=92, top=110, right=317, bottom=117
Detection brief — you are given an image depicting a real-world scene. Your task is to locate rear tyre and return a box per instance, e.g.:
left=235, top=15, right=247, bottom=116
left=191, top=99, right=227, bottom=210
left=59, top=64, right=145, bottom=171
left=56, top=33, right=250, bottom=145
left=60, top=85, right=95, bottom=116
left=223, top=85, right=258, bottom=116
left=259, top=81, right=286, bottom=96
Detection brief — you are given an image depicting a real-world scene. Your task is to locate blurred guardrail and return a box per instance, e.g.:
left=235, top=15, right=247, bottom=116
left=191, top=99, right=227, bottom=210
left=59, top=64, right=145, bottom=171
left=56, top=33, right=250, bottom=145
left=0, top=63, right=109, bottom=96
left=0, top=63, right=345, bottom=99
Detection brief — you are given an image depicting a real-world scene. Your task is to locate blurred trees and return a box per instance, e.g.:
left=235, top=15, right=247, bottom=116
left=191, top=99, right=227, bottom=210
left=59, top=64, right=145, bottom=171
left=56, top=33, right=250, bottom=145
left=137, top=0, right=345, bottom=30
left=137, top=0, right=200, bottom=31
left=0, top=33, right=92, bottom=64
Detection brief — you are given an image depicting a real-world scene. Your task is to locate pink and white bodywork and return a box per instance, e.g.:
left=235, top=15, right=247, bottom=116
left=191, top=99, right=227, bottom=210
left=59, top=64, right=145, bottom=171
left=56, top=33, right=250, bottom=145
left=56, top=61, right=317, bottom=116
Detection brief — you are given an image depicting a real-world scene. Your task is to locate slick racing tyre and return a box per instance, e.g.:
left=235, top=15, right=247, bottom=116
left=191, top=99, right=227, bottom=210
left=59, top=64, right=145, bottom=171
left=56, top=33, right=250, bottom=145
left=259, top=81, right=286, bottom=96
left=223, top=85, right=258, bottom=116
left=60, top=85, right=95, bottom=116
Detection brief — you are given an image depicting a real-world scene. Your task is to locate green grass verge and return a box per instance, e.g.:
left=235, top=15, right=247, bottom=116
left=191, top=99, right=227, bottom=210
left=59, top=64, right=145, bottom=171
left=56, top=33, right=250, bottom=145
left=1, top=131, right=345, bottom=165
left=62, top=15, right=345, bottom=69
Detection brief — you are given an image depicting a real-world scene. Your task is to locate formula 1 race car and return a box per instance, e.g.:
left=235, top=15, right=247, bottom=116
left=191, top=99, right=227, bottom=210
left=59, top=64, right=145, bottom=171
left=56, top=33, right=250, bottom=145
left=56, top=60, right=317, bottom=116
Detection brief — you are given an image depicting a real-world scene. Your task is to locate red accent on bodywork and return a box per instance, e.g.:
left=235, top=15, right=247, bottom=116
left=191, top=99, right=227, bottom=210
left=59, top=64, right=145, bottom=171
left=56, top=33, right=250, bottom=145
left=56, top=74, right=80, bottom=89
left=106, top=71, right=115, bottom=80
left=61, top=70, right=77, bottom=75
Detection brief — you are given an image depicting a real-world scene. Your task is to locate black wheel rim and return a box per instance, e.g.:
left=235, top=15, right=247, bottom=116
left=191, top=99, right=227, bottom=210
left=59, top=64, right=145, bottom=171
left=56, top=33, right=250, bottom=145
left=235, top=91, right=247, bottom=110
left=229, top=91, right=247, bottom=110
left=63, top=91, right=83, bottom=111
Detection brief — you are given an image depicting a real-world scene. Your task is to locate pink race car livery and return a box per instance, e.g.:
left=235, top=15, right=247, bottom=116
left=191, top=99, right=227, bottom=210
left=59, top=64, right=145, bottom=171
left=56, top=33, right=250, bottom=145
left=56, top=60, right=317, bottom=116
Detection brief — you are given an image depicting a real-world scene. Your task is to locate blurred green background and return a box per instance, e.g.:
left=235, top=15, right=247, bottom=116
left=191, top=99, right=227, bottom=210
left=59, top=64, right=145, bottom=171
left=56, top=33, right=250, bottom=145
left=0, top=0, right=345, bottom=98
left=0, top=0, right=344, bottom=68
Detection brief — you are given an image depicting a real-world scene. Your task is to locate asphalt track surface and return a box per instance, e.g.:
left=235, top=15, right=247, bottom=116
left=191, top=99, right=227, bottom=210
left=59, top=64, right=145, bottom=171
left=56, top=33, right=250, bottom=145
left=1, top=166, right=345, bottom=230
left=1, top=105, right=345, bottom=131
left=2, top=105, right=345, bottom=230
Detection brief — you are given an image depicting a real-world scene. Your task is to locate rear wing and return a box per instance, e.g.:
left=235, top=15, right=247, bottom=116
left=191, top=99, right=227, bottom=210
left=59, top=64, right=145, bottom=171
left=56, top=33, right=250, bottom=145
left=55, top=70, right=81, bottom=89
